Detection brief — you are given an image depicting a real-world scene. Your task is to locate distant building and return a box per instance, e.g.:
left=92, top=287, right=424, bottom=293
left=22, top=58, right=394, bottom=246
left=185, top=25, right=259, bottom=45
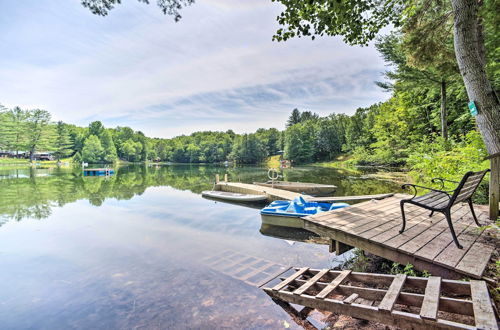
left=33, top=152, right=54, bottom=161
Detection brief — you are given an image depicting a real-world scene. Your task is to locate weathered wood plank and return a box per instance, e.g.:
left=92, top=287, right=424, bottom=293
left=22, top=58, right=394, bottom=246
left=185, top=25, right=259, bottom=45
left=420, top=276, right=441, bottom=320
left=455, top=242, right=494, bottom=277
left=489, top=156, right=500, bottom=220
left=306, top=193, right=394, bottom=203
left=470, top=280, right=498, bottom=330
left=272, top=267, right=309, bottom=291
left=265, top=289, right=476, bottom=330
left=293, top=269, right=329, bottom=295
left=343, top=293, right=359, bottom=304
left=283, top=277, right=474, bottom=316
left=316, top=270, right=351, bottom=299
left=378, top=274, right=406, bottom=312
left=304, top=221, right=464, bottom=279
left=414, top=222, right=471, bottom=262
left=257, top=266, right=292, bottom=288
left=433, top=225, right=483, bottom=269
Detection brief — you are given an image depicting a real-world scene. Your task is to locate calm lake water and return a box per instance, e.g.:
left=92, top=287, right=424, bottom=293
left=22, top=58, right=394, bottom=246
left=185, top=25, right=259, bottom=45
left=0, top=165, right=403, bottom=329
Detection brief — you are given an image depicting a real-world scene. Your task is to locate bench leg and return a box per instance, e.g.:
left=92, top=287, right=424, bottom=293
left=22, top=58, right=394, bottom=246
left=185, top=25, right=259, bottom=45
left=467, top=199, right=481, bottom=227
left=399, top=201, right=406, bottom=234
left=444, top=209, right=463, bottom=249
left=429, top=211, right=434, bottom=217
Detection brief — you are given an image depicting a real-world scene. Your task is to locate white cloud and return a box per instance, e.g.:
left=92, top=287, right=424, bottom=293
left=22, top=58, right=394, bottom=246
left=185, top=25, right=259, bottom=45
left=0, top=0, right=388, bottom=138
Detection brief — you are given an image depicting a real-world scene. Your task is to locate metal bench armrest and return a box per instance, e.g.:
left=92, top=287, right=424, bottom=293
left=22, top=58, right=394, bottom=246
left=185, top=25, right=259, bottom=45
left=401, top=183, right=453, bottom=199
left=431, top=177, right=459, bottom=190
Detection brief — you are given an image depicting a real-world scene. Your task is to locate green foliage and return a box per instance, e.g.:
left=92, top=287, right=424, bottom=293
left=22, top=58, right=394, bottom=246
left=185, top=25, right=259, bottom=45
left=81, top=0, right=194, bottom=21
left=82, top=135, right=104, bottom=163
left=53, top=121, right=73, bottom=161
left=390, top=262, right=417, bottom=277
left=407, top=130, right=490, bottom=203
left=230, top=134, right=267, bottom=164
left=272, top=0, right=406, bottom=45
left=24, top=109, right=53, bottom=160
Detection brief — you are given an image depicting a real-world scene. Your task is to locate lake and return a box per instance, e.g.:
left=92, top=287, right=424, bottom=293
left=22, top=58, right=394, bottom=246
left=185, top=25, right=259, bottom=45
left=0, top=164, right=403, bottom=329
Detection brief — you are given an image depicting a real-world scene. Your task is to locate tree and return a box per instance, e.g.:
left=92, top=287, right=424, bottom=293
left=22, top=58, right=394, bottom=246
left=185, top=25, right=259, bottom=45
left=88, top=121, right=105, bottom=137
left=100, top=130, right=118, bottom=163
left=286, top=108, right=302, bottom=127
left=450, top=0, right=499, bottom=154
left=273, top=0, right=500, bottom=155
left=53, top=121, right=73, bottom=161
left=82, top=135, right=104, bottom=163
left=25, top=109, right=52, bottom=161
left=3, top=107, right=28, bottom=156
left=81, top=0, right=194, bottom=21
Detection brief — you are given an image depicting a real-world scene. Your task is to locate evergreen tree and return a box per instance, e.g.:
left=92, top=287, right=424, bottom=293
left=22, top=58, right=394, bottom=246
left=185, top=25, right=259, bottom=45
left=25, top=109, right=52, bottom=161
left=82, top=135, right=104, bottom=163
left=53, top=121, right=73, bottom=161
left=100, top=130, right=117, bottom=163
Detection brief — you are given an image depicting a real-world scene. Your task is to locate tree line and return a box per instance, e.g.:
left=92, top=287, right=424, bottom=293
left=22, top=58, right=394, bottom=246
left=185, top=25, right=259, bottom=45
left=0, top=105, right=282, bottom=164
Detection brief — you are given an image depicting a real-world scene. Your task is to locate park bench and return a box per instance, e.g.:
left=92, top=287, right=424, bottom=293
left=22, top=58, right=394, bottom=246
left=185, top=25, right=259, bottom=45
left=400, top=169, right=490, bottom=249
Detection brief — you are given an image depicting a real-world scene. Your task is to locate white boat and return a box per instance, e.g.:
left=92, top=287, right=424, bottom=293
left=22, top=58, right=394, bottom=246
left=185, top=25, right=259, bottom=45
left=201, top=190, right=267, bottom=202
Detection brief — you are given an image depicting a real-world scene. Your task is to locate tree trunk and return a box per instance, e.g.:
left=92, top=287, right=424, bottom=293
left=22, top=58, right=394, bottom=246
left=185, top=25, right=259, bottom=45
left=440, top=79, right=448, bottom=141
left=29, top=145, right=35, bottom=162
left=451, top=0, right=500, bottom=155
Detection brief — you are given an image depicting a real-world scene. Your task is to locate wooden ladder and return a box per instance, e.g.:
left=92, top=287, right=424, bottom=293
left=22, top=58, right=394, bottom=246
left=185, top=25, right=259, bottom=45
left=263, top=267, right=499, bottom=330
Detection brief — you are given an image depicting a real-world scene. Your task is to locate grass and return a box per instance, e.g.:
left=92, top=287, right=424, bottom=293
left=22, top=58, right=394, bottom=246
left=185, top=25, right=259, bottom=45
left=0, top=157, right=73, bottom=166
left=312, top=154, right=357, bottom=168
left=265, top=155, right=281, bottom=168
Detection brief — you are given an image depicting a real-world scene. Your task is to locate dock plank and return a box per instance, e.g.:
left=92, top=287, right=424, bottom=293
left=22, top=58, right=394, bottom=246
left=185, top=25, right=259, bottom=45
left=306, top=193, right=394, bottom=203
left=455, top=242, right=494, bottom=277
left=420, top=276, right=441, bottom=320
left=302, top=195, right=495, bottom=279
left=378, top=274, right=406, bottom=312
left=316, top=270, right=351, bottom=299
left=470, top=280, right=498, bottom=330
left=293, top=269, right=329, bottom=295
left=272, top=267, right=309, bottom=291
left=433, top=225, right=484, bottom=269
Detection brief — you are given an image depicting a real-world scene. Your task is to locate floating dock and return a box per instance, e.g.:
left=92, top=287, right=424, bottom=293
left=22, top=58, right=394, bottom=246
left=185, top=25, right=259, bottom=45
left=303, top=194, right=496, bottom=279
left=215, top=179, right=393, bottom=203
left=83, top=168, right=115, bottom=176
left=215, top=181, right=310, bottom=201
left=263, top=267, right=498, bottom=330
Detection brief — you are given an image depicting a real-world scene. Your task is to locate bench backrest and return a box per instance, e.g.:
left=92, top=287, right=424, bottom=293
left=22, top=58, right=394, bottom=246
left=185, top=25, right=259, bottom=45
left=450, top=170, right=490, bottom=204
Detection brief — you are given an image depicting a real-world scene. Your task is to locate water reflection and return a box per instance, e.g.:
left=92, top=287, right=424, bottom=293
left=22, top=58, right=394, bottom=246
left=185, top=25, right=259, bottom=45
left=0, top=164, right=403, bottom=329
left=0, top=164, right=403, bottom=226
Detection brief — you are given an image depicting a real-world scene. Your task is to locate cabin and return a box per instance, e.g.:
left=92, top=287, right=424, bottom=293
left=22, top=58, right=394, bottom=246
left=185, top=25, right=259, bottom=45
left=33, top=152, right=54, bottom=161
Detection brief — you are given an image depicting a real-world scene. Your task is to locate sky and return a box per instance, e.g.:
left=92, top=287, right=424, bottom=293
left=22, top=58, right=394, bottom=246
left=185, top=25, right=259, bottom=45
left=0, top=0, right=390, bottom=138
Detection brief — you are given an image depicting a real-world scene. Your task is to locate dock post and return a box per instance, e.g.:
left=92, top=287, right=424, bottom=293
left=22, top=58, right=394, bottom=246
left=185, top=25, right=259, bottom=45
left=215, top=174, right=220, bottom=184
left=488, top=153, right=499, bottom=220
left=224, top=174, right=228, bottom=182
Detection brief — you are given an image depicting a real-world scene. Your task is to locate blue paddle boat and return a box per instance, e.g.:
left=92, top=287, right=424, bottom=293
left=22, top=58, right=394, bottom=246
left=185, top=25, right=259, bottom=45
left=260, top=196, right=349, bottom=228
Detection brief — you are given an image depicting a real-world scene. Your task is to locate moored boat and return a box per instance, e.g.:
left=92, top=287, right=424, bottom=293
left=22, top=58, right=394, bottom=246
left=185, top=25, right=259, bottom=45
left=260, top=196, right=348, bottom=228
left=253, top=181, right=336, bottom=196
left=201, top=190, right=267, bottom=202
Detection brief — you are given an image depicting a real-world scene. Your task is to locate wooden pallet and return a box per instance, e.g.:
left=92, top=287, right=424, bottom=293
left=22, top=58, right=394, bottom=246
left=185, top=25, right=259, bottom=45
left=263, top=268, right=499, bottom=330
left=202, top=250, right=291, bottom=287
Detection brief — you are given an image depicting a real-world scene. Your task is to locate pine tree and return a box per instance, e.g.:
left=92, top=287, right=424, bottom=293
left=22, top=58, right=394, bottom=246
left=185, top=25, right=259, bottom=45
left=53, top=121, right=73, bottom=161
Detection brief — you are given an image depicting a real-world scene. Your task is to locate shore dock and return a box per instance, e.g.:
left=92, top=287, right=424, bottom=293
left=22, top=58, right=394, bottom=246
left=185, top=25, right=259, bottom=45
left=302, top=194, right=496, bottom=279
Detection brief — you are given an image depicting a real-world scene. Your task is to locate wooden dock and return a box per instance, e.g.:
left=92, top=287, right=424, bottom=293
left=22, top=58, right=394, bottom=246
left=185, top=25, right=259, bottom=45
left=263, top=267, right=499, bottom=330
left=215, top=181, right=310, bottom=201
left=302, top=194, right=497, bottom=279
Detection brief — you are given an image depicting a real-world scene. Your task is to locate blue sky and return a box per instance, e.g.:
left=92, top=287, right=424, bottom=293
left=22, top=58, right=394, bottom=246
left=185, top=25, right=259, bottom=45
left=0, top=0, right=389, bottom=138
